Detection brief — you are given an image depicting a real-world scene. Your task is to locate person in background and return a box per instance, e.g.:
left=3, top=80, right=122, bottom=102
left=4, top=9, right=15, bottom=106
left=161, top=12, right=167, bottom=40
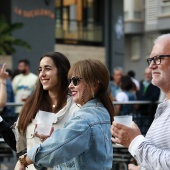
left=15, top=59, right=114, bottom=170
left=115, top=75, right=136, bottom=115
left=109, top=67, right=124, bottom=99
left=111, top=34, right=170, bottom=170
left=1, top=69, right=15, bottom=119
left=137, top=67, right=160, bottom=103
left=135, top=67, right=160, bottom=135
left=0, top=52, right=79, bottom=170
left=127, top=70, right=140, bottom=91
left=12, top=59, right=38, bottom=115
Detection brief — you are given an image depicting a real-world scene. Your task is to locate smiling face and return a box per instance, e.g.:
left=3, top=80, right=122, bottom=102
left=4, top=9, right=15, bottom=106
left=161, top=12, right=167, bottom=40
left=38, top=57, right=58, bottom=92
left=149, top=38, right=170, bottom=92
left=68, top=59, right=110, bottom=106
left=68, top=76, right=96, bottom=106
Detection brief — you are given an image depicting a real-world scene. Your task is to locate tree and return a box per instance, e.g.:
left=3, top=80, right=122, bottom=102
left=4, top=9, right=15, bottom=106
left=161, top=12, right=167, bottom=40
left=0, top=15, right=31, bottom=55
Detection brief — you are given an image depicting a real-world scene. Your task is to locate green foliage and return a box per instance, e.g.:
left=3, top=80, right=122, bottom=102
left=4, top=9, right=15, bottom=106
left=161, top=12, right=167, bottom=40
left=0, top=15, right=31, bottom=55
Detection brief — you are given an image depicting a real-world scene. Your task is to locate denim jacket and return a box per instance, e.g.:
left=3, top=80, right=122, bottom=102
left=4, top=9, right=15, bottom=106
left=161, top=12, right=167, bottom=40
left=27, top=98, right=113, bottom=170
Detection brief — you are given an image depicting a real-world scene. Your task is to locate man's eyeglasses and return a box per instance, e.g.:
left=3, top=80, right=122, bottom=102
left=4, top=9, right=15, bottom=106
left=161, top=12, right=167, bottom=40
left=147, top=55, right=170, bottom=66
left=69, top=77, right=83, bottom=86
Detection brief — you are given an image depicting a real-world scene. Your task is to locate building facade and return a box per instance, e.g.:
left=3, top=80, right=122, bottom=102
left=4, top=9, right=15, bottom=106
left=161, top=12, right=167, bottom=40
left=1, top=0, right=169, bottom=80
left=54, top=0, right=124, bottom=78
left=123, top=0, right=170, bottom=80
left=55, top=0, right=170, bottom=81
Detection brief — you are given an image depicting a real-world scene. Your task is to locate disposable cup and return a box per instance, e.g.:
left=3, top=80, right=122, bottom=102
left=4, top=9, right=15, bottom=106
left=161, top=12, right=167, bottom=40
left=114, top=115, right=132, bottom=146
left=114, top=115, right=132, bottom=127
left=36, top=110, right=55, bottom=135
left=36, top=122, right=52, bottom=135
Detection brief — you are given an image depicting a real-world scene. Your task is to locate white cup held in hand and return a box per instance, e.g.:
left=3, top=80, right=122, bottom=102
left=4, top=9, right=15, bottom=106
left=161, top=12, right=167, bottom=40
left=114, top=115, right=132, bottom=127
left=36, top=110, right=55, bottom=135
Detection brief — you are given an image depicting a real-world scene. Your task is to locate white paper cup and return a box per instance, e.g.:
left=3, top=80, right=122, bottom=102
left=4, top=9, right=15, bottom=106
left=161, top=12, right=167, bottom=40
left=36, top=122, right=52, bottom=135
left=114, top=115, right=132, bottom=127
left=36, top=110, right=55, bottom=135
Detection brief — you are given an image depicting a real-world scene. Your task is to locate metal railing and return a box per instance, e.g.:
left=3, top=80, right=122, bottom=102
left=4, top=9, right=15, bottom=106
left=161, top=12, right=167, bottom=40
left=5, top=100, right=160, bottom=106
left=112, top=100, right=160, bottom=104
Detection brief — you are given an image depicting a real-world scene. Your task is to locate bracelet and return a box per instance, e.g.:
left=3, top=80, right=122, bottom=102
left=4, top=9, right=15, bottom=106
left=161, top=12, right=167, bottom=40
left=18, top=154, right=29, bottom=168
left=0, top=81, right=6, bottom=86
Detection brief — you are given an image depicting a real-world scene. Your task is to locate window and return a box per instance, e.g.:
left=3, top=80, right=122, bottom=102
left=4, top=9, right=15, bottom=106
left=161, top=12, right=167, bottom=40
left=55, top=0, right=104, bottom=45
left=146, top=33, right=159, bottom=58
left=161, top=0, right=170, bottom=15
left=130, top=36, right=141, bottom=61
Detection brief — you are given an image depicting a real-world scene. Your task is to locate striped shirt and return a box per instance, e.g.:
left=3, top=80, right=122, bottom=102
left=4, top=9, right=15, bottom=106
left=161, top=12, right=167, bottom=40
left=129, top=99, right=170, bottom=170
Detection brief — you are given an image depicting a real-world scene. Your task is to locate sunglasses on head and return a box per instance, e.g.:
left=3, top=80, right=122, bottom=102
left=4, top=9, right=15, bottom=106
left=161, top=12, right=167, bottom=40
left=69, top=77, right=83, bottom=86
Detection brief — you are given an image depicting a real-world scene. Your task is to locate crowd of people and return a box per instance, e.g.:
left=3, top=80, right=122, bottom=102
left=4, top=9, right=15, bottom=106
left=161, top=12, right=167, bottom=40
left=0, top=34, right=169, bottom=170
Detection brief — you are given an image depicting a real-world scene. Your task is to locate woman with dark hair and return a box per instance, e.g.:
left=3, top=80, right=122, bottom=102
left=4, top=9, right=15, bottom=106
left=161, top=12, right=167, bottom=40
left=0, top=52, right=79, bottom=170
left=15, top=59, right=115, bottom=170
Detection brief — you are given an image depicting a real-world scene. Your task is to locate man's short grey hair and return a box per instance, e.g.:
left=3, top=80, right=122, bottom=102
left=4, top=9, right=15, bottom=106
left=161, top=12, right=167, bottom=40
left=113, top=67, right=124, bottom=74
left=154, top=33, right=170, bottom=44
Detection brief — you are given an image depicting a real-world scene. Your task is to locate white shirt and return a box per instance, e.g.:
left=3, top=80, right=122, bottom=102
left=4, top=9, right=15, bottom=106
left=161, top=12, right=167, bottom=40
left=129, top=99, right=170, bottom=170
left=115, top=91, right=128, bottom=102
left=131, top=77, right=140, bottom=90
left=12, top=73, right=38, bottom=113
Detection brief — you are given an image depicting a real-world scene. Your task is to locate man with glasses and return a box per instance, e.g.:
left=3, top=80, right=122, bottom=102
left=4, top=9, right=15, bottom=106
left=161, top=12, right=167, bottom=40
left=111, top=34, right=170, bottom=170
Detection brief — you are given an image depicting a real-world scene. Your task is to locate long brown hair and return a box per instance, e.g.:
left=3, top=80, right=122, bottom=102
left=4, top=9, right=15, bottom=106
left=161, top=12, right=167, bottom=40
left=18, top=52, right=70, bottom=134
left=68, top=59, right=115, bottom=123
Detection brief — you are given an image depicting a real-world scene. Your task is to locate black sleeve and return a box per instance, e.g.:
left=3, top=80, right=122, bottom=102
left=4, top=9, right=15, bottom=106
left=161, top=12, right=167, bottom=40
left=0, top=120, right=16, bottom=151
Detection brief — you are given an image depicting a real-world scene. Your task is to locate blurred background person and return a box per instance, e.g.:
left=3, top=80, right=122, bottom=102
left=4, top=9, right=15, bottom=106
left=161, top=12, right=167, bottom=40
left=136, top=67, right=160, bottom=135
left=127, top=70, right=140, bottom=91
left=12, top=59, right=38, bottom=115
left=109, top=67, right=124, bottom=99
left=115, top=75, right=136, bottom=115
left=1, top=68, right=15, bottom=120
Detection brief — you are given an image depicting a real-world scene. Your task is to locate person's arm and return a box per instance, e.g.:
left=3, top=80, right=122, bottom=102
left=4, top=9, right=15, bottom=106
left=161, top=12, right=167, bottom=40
left=0, top=116, right=16, bottom=151
left=129, top=138, right=170, bottom=170
left=0, top=63, right=8, bottom=107
left=15, top=115, right=91, bottom=169
left=111, top=121, right=170, bottom=169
